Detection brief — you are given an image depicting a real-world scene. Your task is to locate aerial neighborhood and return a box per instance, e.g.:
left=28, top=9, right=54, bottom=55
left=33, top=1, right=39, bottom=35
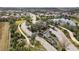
left=0, top=7, right=79, bottom=51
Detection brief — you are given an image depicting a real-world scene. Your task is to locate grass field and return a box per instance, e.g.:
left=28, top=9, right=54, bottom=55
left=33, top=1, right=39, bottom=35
left=0, top=22, right=10, bottom=51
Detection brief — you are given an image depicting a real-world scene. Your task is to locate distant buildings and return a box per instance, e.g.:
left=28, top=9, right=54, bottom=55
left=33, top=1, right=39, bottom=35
left=52, top=18, right=76, bottom=26
left=0, top=8, right=79, bottom=20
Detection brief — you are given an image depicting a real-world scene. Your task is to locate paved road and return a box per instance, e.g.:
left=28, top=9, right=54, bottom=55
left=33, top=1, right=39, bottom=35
left=21, top=22, right=57, bottom=51
left=49, top=25, right=78, bottom=51
left=21, top=13, right=57, bottom=50
left=59, top=26, right=79, bottom=47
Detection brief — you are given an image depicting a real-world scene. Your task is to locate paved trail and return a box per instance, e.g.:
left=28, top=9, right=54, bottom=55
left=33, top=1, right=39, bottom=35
left=49, top=25, right=78, bottom=51
left=59, top=26, right=79, bottom=47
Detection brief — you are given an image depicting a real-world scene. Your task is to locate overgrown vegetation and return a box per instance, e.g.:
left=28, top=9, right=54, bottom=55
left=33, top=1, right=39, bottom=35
left=0, top=15, right=45, bottom=51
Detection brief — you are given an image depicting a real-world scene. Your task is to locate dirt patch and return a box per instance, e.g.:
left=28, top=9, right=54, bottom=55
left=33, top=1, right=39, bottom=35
left=0, top=23, right=4, bottom=39
left=0, top=22, right=9, bottom=51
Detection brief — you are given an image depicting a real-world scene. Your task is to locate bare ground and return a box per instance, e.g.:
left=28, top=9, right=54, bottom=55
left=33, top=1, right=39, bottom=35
left=0, top=22, right=9, bottom=51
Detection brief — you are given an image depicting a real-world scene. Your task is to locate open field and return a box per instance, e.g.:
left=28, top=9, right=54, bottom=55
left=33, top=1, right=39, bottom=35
left=0, top=23, right=4, bottom=39
left=0, top=22, right=10, bottom=51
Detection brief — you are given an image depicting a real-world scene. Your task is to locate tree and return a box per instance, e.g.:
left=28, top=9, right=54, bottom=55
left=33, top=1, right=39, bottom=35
left=26, top=16, right=32, bottom=24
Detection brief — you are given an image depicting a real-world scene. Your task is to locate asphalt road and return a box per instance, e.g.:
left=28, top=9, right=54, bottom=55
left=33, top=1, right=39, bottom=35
left=18, top=13, right=79, bottom=51
left=49, top=25, right=78, bottom=51
left=59, top=26, right=79, bottom=47
left=21, top=21, right=57, bottom=51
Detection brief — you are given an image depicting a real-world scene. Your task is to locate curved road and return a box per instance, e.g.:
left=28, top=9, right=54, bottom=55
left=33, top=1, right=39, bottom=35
left=18, top=13, right=57, bottom=51
left=18, top=13, right=79, bottom=51
left=21, top=21, right=57, bottom=51
left=59, top=26, right=79, bottom=47
left=18, top=23, right=31, bottom=47
left=49, top=25, right=78, bottom=51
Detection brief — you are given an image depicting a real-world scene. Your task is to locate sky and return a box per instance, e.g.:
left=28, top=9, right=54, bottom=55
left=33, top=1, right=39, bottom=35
left=0, top=0, right=79, bottom=7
